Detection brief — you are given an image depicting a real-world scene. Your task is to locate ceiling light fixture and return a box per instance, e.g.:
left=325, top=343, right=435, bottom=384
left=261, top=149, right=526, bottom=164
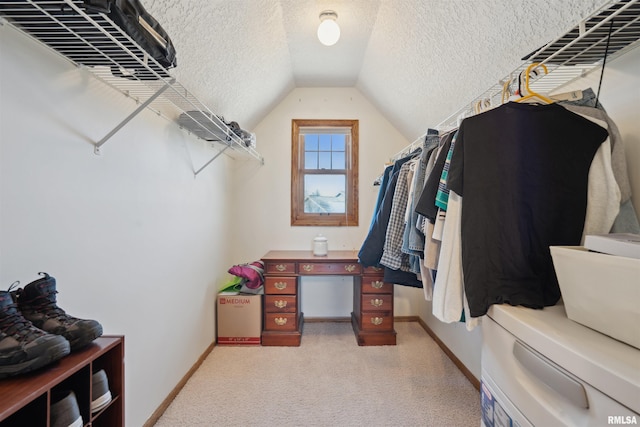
left=317, top=10, right=340, bottom=46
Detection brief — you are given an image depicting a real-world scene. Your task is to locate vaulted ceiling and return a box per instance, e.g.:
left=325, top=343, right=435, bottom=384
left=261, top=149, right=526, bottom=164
left=145, top=0, right=606, bottom=143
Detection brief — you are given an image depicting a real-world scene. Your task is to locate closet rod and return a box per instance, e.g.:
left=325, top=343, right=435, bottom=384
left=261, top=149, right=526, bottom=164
left=389, top=0, right=640, bottom=163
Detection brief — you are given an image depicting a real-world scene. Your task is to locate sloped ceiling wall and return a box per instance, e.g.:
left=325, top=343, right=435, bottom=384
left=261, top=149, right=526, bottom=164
left=146, top=0, right=606, bottom=143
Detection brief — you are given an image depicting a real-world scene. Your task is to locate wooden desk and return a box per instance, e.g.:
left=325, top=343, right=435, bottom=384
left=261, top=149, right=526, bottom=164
left=261, top=250, right=397, bottom=346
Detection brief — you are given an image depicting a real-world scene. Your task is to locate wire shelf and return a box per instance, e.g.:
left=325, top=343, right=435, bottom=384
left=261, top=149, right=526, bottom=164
left=393, top=0, right=640, bottom=162
left=0, top=0, right=264, bottom=173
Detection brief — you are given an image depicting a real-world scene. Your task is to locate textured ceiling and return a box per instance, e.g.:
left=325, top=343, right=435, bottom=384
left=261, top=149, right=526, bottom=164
left=145, top=0, right=607, bottom=143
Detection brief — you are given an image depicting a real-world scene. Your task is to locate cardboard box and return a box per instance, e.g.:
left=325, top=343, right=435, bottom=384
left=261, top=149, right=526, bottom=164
left=550, top=246, right=640, bottom=349
left=217, top=292, right=262, bottom=345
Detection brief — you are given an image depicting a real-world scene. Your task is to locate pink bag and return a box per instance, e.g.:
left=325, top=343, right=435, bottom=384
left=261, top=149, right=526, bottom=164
left=227, top=261, right=264, bottom=290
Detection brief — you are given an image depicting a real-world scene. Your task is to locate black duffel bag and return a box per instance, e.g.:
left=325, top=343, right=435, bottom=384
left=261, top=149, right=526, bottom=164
left=0, top=0, right=176, bottom=80
left=83, top=0, right=177, bottom=76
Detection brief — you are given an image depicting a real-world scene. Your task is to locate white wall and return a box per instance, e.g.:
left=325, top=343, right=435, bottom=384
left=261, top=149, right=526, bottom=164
left=0, top=27, right=235, bottom=427
left=228, top=87, right=429, bottom=318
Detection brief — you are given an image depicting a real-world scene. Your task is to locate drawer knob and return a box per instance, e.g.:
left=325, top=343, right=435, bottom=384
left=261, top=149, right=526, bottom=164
left=275, top=264, right=287, bottom=272
left=370, top=317, right=384, bottom=325
left=274, top=282, right=288, bottom=290
left=371, top=280, right=384, bottom=289
left=302, top=264, right=314, bottom=272
left=274, top=317, right=288, bottom=326
left=274, top=300, right=288, bottom=309
left=370, top=298, right=384, bottom=307
left=344, top=264, right=356, bottom=272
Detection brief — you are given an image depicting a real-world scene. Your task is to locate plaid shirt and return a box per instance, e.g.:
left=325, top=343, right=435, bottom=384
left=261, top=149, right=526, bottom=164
left=380, top=161, right=412, bottom=271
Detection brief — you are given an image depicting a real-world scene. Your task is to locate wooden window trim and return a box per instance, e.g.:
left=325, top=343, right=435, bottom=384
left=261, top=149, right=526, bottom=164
left=291, top=119, right=359, bottom=226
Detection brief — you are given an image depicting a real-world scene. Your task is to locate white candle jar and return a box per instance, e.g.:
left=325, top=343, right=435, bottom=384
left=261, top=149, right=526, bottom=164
left=313, top=234, right=328, bottom=256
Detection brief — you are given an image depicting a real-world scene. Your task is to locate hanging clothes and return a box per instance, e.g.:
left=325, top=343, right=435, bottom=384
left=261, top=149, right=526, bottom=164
left=434, top=131, right=457, bottom=211
left=402, top=130, right=441, bottom=268
left=368, top=163, right=394, bottom=231
left=447, top=102, right=608, bottom=318
left=378, top=154, right=423, bottom=288
left=359, top=170, right=401, bottom=267
left=559, top=93, right=640, bottom=234
left=359, top=153, right=416, bottom=267
left=380, top=161, right=416, bottom=271
left=414, top=131, right=455, bottom=222
left=420, top=147, right=445, bottom=272
left=571, top=113, right=620, bottom=240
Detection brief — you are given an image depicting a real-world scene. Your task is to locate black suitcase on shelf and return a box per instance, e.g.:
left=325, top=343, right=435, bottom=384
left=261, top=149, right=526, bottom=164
left=0, top=0, right=176, bottom=80
left=83, top=0, right=177, bottom=70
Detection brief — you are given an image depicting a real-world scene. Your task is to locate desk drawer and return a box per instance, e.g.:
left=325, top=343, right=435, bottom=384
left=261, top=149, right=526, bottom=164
left=265, top=295, right=297, bottom=313
left=264, top=313, right=298, bottom=331
left=361, top=279, right=393, bottom=294
left=360, top=294, right=393, bottom=312
left=360, top=313, right=394, bottom=331
left=264, top=277, right=297, bottom=295
left=264, top=262, right=296, bottom=274
left=298, top=262, right=361, bottom=275
left=362, top=266, right=384, bottom=275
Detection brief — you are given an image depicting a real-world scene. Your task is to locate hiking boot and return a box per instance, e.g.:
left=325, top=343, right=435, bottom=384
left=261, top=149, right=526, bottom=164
left=14, top=273, right=103, bottom=351
left=0, top=288, right=70, bottom=379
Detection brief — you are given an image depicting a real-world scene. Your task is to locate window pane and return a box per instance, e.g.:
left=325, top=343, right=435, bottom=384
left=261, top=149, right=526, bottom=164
left=332, top=134, right=345, bottom=151
left=319, top=134, right=331, bottom=151
left=332, top=152, right=345, bottom=169
left=318, top=152, right=331, bottom=169
left=304, top=174, right=346, bottom=214
left=305, top=134, right=318, bottom=151
left=305, top=152, right=318, bottom=169
left=292, top=119, right=358, bottom=226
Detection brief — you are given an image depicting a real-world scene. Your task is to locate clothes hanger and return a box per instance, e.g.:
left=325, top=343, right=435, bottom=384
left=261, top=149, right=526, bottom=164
left=473, top=99, right=491, bottom=114
left=501, top=73, right=519, bottom=104
left=501, top=79, right=512, bottom=104
left=516, top=63, right=553, bottom=104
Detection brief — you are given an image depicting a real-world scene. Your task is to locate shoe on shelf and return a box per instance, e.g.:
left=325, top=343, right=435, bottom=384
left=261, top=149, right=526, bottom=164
left=0, top=288, right=70, bottom=379
left=91, top=369, right=112, bottom=413
left=50, top=390, right=83, bottom=427
left=13, top=273, right=103, bottom=351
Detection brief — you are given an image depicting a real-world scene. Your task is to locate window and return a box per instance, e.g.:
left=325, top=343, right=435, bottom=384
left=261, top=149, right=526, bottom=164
left=291, top=119, right=358, bottom=226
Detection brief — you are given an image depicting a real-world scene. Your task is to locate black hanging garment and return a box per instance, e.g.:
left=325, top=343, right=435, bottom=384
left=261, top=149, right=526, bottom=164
left=414, top=130, right=455, bottom=222
left=447, top=102, right=608, bottom=317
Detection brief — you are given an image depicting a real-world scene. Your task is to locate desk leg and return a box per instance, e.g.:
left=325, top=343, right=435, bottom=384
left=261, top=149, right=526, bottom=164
left=351, top=275, right=397, bottom=346
left=262, top=276, right=303, bottom=346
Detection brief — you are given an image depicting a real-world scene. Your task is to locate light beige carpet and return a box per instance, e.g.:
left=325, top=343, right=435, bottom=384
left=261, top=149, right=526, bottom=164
left=154, top=321, right=480, bottom=427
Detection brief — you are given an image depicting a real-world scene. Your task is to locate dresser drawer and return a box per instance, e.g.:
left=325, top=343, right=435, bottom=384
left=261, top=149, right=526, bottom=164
left=264, top=262, right=296, bottom=275
left=298, top=262, right=361, bottom=275
left=361, top=278, right=393, bottom=294
left=362, top=266, right=384, bottom=275
left=360, top=294, right=393, bottom=312
left=264, top=313, right=298, bottom=331
left=359, top=313, right=394, bottom=331
left=265, top=295, right=297, bottom=313
left=264, top=277, right=297, bottom=295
